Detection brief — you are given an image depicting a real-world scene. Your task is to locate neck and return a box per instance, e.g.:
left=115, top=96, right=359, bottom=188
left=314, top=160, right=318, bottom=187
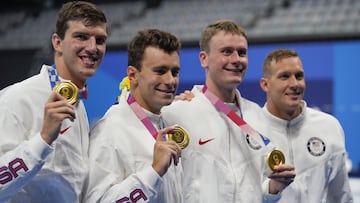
left=130, top=91, right=161, bottom=115
left=267, top=102, right=303, bottom=121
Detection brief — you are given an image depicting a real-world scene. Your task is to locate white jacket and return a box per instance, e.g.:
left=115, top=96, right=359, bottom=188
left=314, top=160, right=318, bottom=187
left=0, top=65, right=89, bottom=203
left=262, top=101, right=353, bottom=203
left=162, top=85, right=280, bottom=203
left=85, top=94, right=183, bottom=203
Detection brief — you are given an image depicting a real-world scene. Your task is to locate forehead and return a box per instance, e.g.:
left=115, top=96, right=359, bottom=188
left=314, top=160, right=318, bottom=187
left=142, top=46, right=180, bottom=68
left=65, top=20, right=108, bottom=36
left=270, top=57, right=304, bottom=72
left=209, top=30, right=247, bottom=49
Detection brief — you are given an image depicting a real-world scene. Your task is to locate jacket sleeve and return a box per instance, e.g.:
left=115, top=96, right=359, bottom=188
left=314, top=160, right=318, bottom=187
left=0, top=107, right=53, bottom=201
left=326, top=152, right=354, bottom=203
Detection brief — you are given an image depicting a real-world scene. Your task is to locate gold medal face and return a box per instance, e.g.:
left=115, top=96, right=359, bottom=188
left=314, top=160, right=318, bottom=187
left=53, top=81, right=79, bottom=105
left=167, top=126, right=190, bottom=149
left=267, top=149, right=285, bottom=171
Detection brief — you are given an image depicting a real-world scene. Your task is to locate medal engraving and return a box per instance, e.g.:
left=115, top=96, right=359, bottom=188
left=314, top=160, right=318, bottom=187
left=53, top=81, right=79, bottom=105
left=267, top=149, right=285, bottom=171
left=167, top=126, right=190, bottom=149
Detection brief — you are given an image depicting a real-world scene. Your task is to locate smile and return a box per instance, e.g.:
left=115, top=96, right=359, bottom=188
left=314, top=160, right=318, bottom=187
left=224, top=67, right=244, bottom=73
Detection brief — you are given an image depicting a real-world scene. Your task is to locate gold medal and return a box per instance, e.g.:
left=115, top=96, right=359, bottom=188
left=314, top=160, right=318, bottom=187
left=53, top=81, right=79, bottom=105
left=166, top=126, right=190, bottom=149
left=266, top=149, right=285, bottom=171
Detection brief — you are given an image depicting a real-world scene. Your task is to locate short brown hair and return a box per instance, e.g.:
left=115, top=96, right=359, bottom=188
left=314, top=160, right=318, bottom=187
left=262, top=48, right=299, bottom=77
left=127, top=29, right=181, bottom=70
left=56, top=1, right=107, bottom=39
left=199, top=19, right=247, bottom=53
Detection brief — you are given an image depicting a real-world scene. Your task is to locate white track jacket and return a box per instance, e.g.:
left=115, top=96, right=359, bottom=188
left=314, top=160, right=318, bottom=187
left=162, top=85, right=281, bottom=203
left=262, top=101, right=353, bottom=203
left=85, top=95, right=183, bottom=203
left=0, top=65, right=89, bottom=203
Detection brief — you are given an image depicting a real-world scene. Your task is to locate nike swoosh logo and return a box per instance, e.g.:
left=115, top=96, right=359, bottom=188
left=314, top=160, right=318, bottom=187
left=198, top=138, right=215, bottom=145
left=59, top=126, right=71, bottom=135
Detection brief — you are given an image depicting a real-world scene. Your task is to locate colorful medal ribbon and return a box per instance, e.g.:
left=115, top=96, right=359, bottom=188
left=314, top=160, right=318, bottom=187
left=202, top=85, right=270, bottom=146
left=127, top=94, right=159, bottom=139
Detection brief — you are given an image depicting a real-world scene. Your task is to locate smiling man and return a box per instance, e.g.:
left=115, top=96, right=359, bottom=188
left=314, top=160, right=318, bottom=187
left=85, top=29, right=183, bottom=203
left=0, top=1, right=107, bottom=203
left=260, top=48, right=353, bottom=202
left=163, top=19, right=295, bottom=202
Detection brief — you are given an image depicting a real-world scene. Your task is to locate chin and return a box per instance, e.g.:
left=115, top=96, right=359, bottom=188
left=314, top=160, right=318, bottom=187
left=161, top=99, right=173, bottom=106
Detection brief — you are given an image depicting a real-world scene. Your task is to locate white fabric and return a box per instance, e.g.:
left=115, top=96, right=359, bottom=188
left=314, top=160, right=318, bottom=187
left=162, top=85, right=280, bottom=203
left=349, top=178, right=360, bottom=203
left=0, top=65, right=89, bottom=203
left=262, top=101, right=353, bottom=203
left=85, top=94, right=183, bottom=203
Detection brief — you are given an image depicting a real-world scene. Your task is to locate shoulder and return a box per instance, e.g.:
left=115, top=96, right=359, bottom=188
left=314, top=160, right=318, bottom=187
left=90, top=105, right=124, bottom=146
left=164, top=86, right=207, bottom=111
left=306, top=107, right=341, bottom=125
left=0, top=69, right=49, bottom=114
left=240, top=97, right=263, bottom=116
left=92, top=103, right=130, bottom=131
left=241, top=97, right=262, bottom=110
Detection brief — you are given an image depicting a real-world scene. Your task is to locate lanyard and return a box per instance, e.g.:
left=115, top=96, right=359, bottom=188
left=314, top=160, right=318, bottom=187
left=48, top=65, right=87, bottom=100
left=127, top=94, right=160, bottom=139
left=201, top=85, right=270, bottom=146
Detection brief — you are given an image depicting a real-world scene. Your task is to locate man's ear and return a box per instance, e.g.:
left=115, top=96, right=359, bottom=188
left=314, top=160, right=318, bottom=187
left=260, top=77, right=269, bottom=92
left=127, top=66, right=138, bottom=87
left=199, top=51, right=208, bottom=70
left=52, top=33, right=62, bottom=53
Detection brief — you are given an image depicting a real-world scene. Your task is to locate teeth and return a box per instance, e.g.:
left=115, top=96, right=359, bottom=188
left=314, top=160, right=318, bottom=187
left=83, top=57, right=93, bottom=62
left=82, top=56, right=98, bottom=62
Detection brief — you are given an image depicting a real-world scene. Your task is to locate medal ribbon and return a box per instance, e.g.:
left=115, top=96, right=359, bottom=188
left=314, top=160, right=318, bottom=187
left=48, top=65, right=60, bottom=89
left=48, top=65, right=87, bottom=100
left=202, top=85, right=270, bottom=146
left=127, top=94, right=159, bottom=139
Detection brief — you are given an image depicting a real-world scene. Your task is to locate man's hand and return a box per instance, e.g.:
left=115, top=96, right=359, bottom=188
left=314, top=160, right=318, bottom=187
left=40, top=92, right=76, bottom=145
left=268, top=164, right=296, bottom=194
left=152, top=126, right=182, bottom=177
left=174, top=90, right=194, bottom=101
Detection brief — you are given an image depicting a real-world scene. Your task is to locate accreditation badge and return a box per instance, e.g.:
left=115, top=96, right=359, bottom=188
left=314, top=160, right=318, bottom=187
left=166, top=125, right=190, bottom=149
left=53, top=81, right=79, bottom=105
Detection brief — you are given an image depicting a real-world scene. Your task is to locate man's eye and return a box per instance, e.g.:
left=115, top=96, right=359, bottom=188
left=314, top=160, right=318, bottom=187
left=237, top=49, right=247, bottom=56
left=172, top=69, right=179, bottom=77
left=75, top=34, right=88, bottom=40
left=296, top=73, right=304, bottom=80
left=96, top=37, right=106, bottom=45
left=280, top=75, right=289, bottom=79
left=222, top=48, right=233, bottom=55
left=156, top=69, right=167, bottom=74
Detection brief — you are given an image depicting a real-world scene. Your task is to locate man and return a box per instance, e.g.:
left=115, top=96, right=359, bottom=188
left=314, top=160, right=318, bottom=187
left=85, top=29, right=183, bottom=203
left=0, top=1, right=107, bottom=202
left=162, top=19, right=295, bottom=202
left=259, top=48, right=353, bottom=202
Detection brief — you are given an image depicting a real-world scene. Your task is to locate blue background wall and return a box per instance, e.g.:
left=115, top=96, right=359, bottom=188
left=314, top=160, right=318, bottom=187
left=84, top=40, right=360, bottom=173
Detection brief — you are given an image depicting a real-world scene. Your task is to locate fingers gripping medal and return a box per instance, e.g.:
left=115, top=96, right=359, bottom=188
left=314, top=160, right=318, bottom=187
left=166, top=126, right=190, bottom=149
left=53, top=81, right=79, bottom=105
left=266, top=149, right=286, bottom=171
